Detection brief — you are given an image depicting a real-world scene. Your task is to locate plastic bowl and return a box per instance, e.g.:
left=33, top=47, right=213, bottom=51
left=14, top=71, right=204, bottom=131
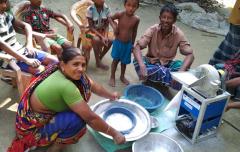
left=124, top=84, right=164, bottom=112
left=103, top=106, right=136, bottom=135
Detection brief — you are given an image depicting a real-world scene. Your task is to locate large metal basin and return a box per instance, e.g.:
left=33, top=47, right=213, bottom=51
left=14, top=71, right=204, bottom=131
left=132, top=133, right=184, bottom=152
left=91, top=99, right=151, bottom=141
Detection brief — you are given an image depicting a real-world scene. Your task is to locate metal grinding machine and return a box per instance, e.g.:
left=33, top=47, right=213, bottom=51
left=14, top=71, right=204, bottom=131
left=171, top=64, right=230, bottom=144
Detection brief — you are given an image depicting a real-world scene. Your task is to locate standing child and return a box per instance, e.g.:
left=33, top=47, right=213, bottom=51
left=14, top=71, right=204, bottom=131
left=108, top=0, right=139, bottom=87
left=22, top=0, right=74, bottom=56
left=86, top=0, right=112, bottom=70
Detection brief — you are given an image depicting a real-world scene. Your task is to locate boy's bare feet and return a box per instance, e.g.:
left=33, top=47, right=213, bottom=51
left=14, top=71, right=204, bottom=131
left=96, top=63, right=109, bottom=70
left=120, top=77, right=130, bottom=85
left=109, top=78, right=116, bottom=87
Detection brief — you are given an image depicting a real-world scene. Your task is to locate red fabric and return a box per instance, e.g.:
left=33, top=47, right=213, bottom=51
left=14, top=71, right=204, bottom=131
left=8, top=64, right=91, bottom=152
left=224, top=59, right=240, bottom=76
left=7, top=133, right=37, bottom=152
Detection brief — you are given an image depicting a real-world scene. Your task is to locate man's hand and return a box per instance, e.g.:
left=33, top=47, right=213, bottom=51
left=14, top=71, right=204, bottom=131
left=139, top=64, right=147, bottom=80
left=25, top=58, right=41, bottom=68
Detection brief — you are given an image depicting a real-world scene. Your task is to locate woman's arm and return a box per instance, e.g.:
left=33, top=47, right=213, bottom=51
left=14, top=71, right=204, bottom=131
left=89, top=77, right=120, bottom=100
left=69, top=101, right=125, bottom=144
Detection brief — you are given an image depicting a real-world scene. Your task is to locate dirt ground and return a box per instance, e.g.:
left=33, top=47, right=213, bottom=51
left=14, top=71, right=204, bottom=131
left=1, top=0, right=240, bottom=152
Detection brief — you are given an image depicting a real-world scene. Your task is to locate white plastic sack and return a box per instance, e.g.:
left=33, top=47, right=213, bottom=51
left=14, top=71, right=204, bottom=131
left=164, top=91, right=183, bottom=111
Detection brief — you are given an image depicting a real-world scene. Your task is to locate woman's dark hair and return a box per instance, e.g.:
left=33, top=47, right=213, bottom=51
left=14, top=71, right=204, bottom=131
left=124, top=0, right=139, bottom=7
left=160, top=4, right=178, bottom=20
left=60, top=47, right=84, bottom=63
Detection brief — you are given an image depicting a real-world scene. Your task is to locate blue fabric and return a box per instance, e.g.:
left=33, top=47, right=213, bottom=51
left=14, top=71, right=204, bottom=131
left=17, top=50, right=47, bottom=75
left=111, top=39, right=132, bottom=64
left=39, top=111, right=86, bottom=139
left=133, top=56, right=182, bottom=85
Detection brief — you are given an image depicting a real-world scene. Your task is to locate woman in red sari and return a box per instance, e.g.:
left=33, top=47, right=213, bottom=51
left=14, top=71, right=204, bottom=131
left=8, top=47, right=125, bottom=152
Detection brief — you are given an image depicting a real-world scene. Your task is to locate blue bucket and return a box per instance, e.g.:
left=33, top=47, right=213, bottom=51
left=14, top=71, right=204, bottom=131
left=123, top=84, right=164, bottom=113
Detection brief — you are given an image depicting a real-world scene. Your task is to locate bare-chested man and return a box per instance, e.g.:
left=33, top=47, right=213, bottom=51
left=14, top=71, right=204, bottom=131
left=133, top=4, right=194, bottom=87
left=109, top=0, right=140, bottom=87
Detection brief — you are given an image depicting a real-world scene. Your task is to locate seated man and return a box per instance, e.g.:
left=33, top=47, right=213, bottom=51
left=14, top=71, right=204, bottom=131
left=0, top=0, right=57, bottom=76
left=209, top=0, right=240, bottom=100
left=133, top=4, right=194, bottom=87
left=22, top=0, right=74, bottom=56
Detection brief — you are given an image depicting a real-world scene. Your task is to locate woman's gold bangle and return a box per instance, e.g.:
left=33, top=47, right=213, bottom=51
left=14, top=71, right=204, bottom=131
left=106, top=125, right=111, bottom=134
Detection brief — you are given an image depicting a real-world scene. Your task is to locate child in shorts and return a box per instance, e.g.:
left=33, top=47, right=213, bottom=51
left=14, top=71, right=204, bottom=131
left=108, top=0, right=140, bottom=87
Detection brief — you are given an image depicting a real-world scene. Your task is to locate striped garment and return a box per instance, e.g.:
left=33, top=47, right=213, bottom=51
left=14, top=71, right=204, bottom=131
left=133, top=56, right=182, bottom=85
left=209, top=24, right=240, bottom=75
left=0, top=12, right=25, bottom=54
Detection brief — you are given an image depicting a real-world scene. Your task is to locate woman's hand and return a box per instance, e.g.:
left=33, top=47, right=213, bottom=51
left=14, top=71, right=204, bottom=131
left=90, top=78, right=120, bottom=100
left=109, top=91, right=120, bottom=101
left=112, top=130, right=126, bottom=144
left=69, top=102, right=126, bottom=145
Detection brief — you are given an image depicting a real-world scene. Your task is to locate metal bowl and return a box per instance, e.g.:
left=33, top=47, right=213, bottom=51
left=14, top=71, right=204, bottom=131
left=91, top=99, right=152, bottom=141
left=132, top=133, right=184, bottom=152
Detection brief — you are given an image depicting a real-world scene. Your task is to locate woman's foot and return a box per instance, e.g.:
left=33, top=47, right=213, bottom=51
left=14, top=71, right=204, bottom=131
left=109, top=78, right=116, bottom=87
left=120, top=77, right=130, bottom=85
left=96, top=62, right=109, bottom=70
